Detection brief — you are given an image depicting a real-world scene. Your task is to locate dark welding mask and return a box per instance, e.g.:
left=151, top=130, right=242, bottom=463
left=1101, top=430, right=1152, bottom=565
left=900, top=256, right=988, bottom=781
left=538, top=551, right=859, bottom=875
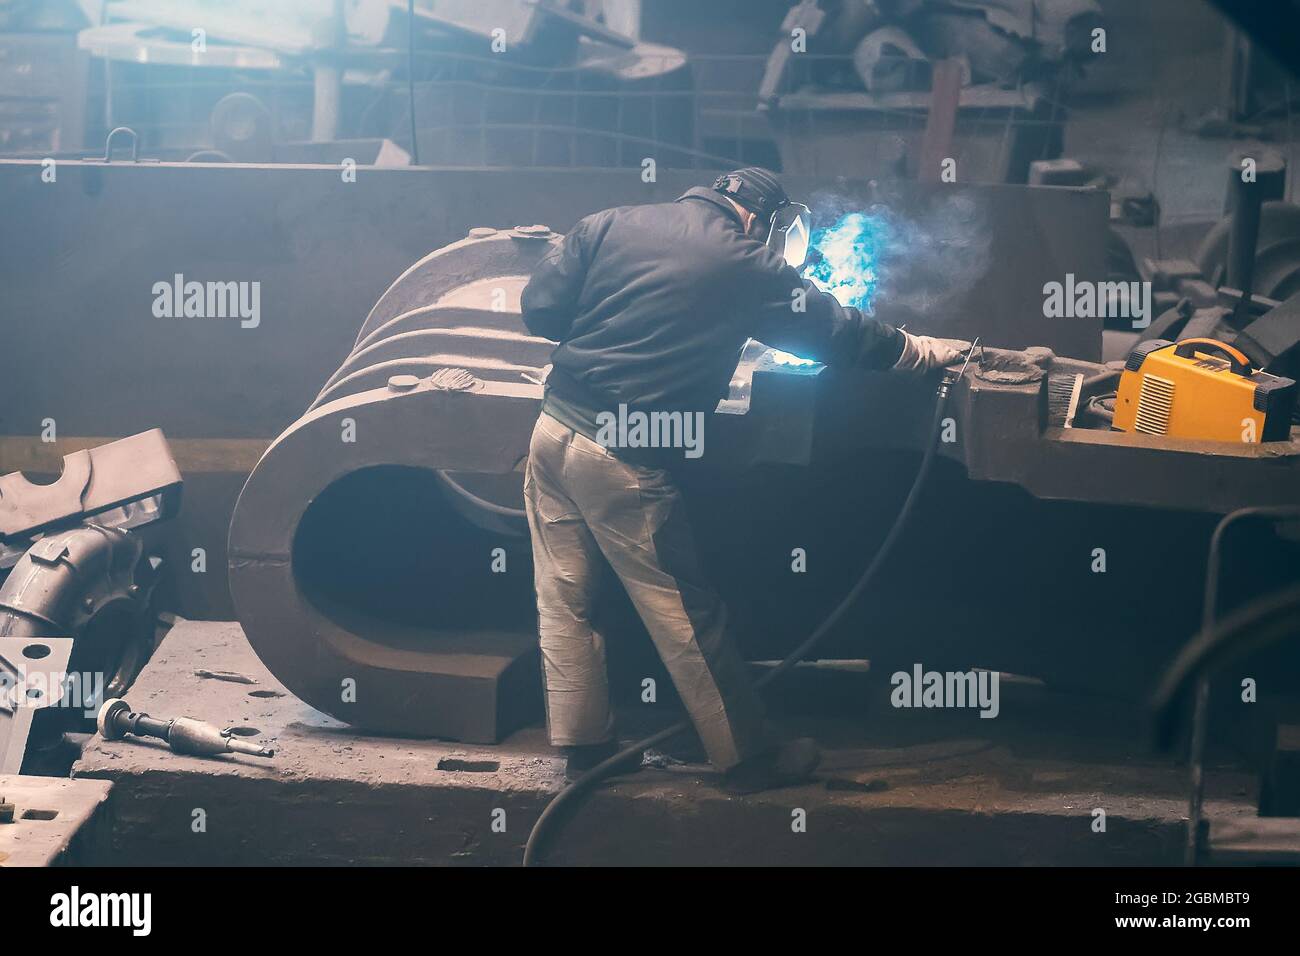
left=767, top=201, right=811, bottom=270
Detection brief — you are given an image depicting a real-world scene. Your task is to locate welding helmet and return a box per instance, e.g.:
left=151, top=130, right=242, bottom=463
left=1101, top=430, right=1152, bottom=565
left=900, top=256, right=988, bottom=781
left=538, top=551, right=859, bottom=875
left=767, top=201, right=812, bottom=270
left=712, top=168, right=812, bottom=269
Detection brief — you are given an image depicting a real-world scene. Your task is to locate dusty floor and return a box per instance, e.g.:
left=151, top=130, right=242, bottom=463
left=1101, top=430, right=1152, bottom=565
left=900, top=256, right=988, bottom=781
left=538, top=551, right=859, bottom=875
left=67, top=619, right=1259, bottom=865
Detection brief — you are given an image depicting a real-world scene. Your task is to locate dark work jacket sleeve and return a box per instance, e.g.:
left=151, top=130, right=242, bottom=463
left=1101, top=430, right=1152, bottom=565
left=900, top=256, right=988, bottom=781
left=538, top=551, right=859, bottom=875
left=744, top=240, right=904, bottom=370
left=521, top=218, right=593, bottom=341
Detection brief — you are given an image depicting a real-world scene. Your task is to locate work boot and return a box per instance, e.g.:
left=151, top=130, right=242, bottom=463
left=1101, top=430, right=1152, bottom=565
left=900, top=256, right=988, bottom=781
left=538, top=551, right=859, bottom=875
left=721, top=737, right=821, bottom=794
left=561, top=739, right=643, bottom=782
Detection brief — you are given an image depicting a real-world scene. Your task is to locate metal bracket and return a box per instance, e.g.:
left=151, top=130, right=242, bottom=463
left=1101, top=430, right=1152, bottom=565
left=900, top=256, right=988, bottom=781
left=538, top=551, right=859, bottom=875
left=0, top=430, right=182, bottom=569
left=0, top=637, right=75, bottom=774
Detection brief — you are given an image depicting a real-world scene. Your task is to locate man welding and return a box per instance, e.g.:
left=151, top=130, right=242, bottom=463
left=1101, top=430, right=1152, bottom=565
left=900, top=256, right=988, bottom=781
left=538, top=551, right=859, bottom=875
left=521, top=167, right=965, bottom=791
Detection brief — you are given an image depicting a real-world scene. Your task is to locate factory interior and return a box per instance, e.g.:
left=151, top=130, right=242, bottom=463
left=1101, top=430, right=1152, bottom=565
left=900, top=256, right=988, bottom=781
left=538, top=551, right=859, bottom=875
left=2, top=0, right=1300, bottom=912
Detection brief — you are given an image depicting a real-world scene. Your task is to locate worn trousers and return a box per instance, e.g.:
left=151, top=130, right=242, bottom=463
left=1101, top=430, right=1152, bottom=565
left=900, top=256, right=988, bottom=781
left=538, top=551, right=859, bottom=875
left=523, top=411, right=767, bottom=770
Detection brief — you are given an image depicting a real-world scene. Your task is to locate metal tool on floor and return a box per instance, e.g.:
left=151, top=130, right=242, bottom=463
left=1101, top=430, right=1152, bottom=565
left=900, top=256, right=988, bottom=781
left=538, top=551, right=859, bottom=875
left=96, top=697, right=275, bottom=759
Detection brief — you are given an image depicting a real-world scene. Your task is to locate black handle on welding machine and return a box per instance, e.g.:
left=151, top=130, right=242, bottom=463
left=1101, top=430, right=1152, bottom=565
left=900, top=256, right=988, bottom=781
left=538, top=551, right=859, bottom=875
left=1173, top=339, right=1254, bottom=377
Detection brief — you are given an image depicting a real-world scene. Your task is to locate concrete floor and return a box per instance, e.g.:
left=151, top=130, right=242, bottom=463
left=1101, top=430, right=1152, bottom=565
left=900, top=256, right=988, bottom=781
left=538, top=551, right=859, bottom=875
left=69, top=619, right=1259, bottom=866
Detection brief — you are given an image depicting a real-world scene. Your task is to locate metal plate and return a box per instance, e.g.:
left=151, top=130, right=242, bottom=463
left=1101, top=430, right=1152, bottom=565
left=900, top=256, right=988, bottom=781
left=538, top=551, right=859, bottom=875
left=0, top=637, right=75, bottom=774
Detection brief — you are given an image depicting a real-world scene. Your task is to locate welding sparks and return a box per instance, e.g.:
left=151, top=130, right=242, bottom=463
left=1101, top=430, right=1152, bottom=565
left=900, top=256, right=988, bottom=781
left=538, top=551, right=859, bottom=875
left=802, top=211, right=895, bottom=312
left=768, top=349, right=819, bottom=368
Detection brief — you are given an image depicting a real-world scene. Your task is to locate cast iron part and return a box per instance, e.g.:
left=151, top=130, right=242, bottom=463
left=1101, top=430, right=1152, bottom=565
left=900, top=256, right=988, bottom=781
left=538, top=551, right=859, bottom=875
left=97, top=697, right=275, bottom=759
left=0, top=526, right=162, bottom=703
left=0, top=637, right=75, bottom=774
left=0, top=431, right=180, bottom=761
left=0, top=429, right=182, bottom=570
left=228, top=226, right=561, bottom=742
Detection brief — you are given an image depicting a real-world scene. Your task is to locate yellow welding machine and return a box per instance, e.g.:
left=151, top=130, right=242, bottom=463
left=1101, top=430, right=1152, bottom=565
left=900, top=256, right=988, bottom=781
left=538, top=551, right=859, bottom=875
left=1113, top=338, right=1296, bottom=443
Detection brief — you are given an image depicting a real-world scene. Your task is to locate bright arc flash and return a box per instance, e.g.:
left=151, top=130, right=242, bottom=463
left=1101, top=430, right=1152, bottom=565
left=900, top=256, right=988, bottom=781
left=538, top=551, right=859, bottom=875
left=769, top=349, right=819, bottom=367
left=802, top=211, right=893, bottom=311
left=762, top=210, right=895, bottom=367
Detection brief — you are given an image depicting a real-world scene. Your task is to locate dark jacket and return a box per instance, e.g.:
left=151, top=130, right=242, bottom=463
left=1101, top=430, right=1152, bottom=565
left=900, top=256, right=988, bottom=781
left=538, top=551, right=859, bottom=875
left=521, top=186, right=905, bottom=423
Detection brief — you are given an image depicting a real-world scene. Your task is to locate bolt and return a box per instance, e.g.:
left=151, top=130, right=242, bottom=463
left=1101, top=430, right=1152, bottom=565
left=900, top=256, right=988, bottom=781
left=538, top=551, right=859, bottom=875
left=387, top=374, right=421, bottom=392
left=512, top=224, right=552, bottom=239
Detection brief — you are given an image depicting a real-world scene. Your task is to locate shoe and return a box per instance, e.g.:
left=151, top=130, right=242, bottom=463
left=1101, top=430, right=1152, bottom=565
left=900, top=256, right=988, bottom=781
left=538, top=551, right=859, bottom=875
left=721, top=737, right=821, bottom=794
left=562, top=740, right=642, bottom=782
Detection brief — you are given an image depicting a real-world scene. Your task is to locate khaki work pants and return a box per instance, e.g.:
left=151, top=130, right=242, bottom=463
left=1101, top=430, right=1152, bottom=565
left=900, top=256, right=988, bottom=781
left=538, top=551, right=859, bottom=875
left=523, top=411, right=767, bottom=770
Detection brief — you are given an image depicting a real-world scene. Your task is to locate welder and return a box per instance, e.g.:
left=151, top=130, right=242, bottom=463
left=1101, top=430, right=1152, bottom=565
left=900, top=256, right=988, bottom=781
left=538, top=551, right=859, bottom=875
left=521, top=167, right=966, bottom=791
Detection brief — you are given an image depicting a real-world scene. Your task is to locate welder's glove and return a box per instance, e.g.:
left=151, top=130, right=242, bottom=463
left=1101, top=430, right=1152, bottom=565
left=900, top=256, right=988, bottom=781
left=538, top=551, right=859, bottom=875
left=892, top=331, right=970, bottom=374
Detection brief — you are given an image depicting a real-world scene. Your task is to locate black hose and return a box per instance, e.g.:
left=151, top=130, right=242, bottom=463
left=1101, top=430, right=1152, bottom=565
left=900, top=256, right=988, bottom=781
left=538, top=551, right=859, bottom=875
left=522, top=384, right=955, bottom=866
left=1082, top=393, right=1116, bottom=424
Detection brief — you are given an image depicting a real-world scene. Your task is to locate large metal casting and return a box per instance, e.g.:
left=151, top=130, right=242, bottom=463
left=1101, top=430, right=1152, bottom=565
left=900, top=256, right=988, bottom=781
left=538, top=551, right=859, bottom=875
left=229, top=227, right=559, bottom=742
left=228, top=224, right=860, bottom=741
left=231, top=206, right=1300, bottom=741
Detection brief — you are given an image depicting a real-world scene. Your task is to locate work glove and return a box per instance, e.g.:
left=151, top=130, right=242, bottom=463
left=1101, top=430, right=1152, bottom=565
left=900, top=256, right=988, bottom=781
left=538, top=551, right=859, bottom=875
left=892, top=331, right=970, bottom=374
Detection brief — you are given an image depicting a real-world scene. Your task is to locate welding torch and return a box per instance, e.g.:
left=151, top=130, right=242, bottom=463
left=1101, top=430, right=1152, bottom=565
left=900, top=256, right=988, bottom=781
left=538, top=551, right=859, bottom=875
left=939, top=337, right=979, bottom=400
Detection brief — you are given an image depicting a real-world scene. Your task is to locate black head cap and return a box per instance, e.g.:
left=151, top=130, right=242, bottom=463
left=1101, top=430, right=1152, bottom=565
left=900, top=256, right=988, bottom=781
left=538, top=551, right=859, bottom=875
left=712, top=167, right=788, bottom=221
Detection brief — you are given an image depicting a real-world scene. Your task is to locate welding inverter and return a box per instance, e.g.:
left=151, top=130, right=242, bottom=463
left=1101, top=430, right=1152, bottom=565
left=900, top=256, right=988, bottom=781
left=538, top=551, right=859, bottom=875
left=1113, top=338, right=1297, bottom=443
